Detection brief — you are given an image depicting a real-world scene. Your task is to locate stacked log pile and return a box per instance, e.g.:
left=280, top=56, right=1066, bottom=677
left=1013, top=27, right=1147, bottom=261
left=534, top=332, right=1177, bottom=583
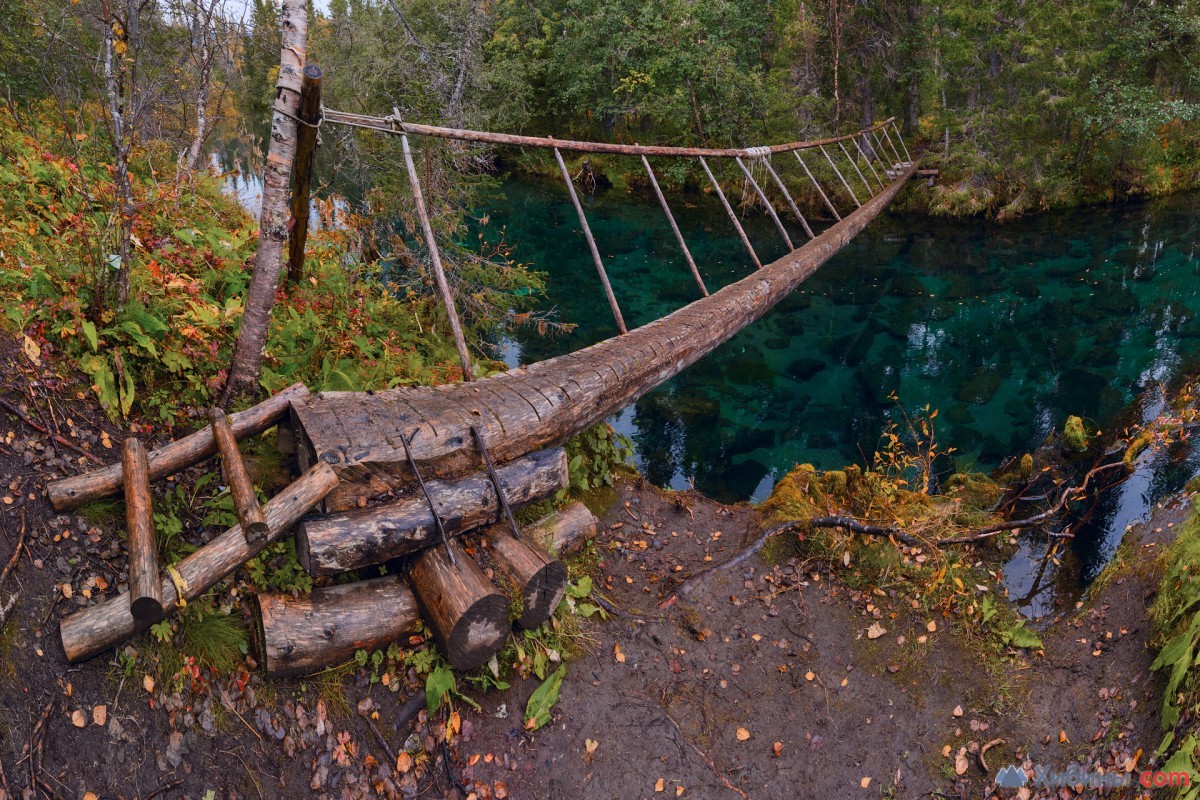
left=47, top=384, right=601, bottom=680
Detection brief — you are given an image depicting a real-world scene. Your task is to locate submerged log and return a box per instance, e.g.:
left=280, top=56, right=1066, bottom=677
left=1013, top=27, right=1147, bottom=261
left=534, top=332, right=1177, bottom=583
left=122, top=439, right=163, bottom=626
left=487, top=534, right=567, bottom=630
left=297, top=448, right=568, bottom=576
left=408, top=540, right=510, bottom=671
left=290, top=164, right=919, bottom=511
left=209, top=407, right=270, bottom=544
left=254, top=575, right=419, bottom=677
left=47, top=383, right=310, bottom=511
left=60, top=462, right=338, bottom=663
left=524, top=501, right=598, bottom=558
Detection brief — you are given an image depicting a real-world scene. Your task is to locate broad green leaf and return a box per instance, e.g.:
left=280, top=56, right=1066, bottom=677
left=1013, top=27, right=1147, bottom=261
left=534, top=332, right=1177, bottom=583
left=426, top=665, right=455, bottom=714
left=524, top=665, right=566, bottom=731
left=81, top=320, right=98, bottom=353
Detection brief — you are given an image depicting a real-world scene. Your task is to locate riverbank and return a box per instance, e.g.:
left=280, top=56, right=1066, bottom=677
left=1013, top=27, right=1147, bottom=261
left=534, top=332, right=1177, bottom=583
left=0, top=333, right=1186, bottom=798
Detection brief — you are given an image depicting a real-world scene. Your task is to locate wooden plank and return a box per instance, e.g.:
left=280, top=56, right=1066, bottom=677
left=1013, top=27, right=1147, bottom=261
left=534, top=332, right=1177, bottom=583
left=122, top=439, right=163, bottom=626
left=209, top=407, right=270, bottom=544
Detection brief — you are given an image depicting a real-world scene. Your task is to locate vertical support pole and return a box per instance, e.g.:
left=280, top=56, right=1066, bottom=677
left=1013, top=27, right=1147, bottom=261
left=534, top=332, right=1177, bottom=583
left=287, top=65, right=323, bottom=284
left=870, top=130, right=893, bottom=177
left=891, top=120, right=913, bottom=163
left=735, top=156, right=793, bottom=250
left=761, top=160, right=814, bottom=240
left=838, top=141, right=874, bottom=198
left=794, top=152, right=841, bottom=221
left=822, top=144, right=861, bottom=207
left=123, top=438, right=163, bottom=626
left=554, top=147, right=627, bottom=334
left=699, top=156, right=762, bottom=270
left=853, top=137, right=886, bottom=190
left=881, top=126, right=905, bottom=167
left=640, top=154, right=708, bottom=297
left=399, top=127, right=475, bottom=380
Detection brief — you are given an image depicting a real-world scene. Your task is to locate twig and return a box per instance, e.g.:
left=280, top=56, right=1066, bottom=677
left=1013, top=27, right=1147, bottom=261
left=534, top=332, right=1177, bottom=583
left=641, top=699, right=749, bottom=799
left=0, top=592, right=20, bottom=628
left=979, top=738, right=1004, bottom=773
left=142, top=778, right=184, bottom=800
left=0, top=397, right=102, bottom=464
left=359, top=705, right=396, bottom=765
left=661, top=522, right=801, bottom=607
left=0, top=510, right=27, bottom=589
left=809, top=515, right=918, bottom=545
left=397, top=689, right=427, bottom=731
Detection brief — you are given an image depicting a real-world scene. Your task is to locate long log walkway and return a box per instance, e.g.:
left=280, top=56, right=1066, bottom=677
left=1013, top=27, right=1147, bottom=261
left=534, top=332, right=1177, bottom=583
left=294, top=162, right=919, bottom=512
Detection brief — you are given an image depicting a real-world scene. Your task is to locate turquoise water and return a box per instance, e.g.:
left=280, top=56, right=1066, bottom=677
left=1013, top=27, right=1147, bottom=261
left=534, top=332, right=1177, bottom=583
left=479, top=177, right=1200, bottom=614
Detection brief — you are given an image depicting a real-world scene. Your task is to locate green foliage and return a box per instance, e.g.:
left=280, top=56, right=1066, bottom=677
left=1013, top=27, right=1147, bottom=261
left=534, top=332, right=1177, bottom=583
left=425, top=665, right=457, bottom=714
left=244, top=540, right=313, bottom=596
left=565, top=423, right=633, bottom=494
left=1063, top=415, right=1090, bottom=452
left=179, top=607, right=248, bottom=674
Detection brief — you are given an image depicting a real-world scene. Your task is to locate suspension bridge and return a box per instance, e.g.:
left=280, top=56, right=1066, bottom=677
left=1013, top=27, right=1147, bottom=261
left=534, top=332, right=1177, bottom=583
left=47, top=107, right=921, bottom=675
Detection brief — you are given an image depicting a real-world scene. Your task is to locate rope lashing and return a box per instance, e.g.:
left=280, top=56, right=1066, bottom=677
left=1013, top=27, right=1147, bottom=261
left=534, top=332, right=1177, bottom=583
left=742, top=145, right=772, bottom=159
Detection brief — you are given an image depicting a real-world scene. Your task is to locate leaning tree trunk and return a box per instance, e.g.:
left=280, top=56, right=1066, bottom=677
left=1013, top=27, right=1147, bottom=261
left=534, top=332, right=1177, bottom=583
left=220, top=0, right=308, bottom=405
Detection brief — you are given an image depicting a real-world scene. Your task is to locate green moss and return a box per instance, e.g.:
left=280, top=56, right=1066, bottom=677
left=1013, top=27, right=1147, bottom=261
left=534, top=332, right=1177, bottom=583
left=944, top=472, right=1004, bottom=510
left=1020, top=453, right=1035, bottom=478
left=1063, top=415, right=1089, bottom=452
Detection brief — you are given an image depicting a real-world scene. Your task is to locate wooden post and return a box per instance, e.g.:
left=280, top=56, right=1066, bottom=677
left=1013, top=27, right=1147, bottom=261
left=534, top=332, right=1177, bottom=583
left=408, top=540, right=510, bottom=671
left=735, top=157, right=793, bottom=250
left=891, top=120, right=913, bottom=163
left=47, top=383, right=309, bottom=511
left=838, top=141, right=874, bottom=197
left=793, top=152, right=841, bottom=221
left=297, top=448, right=569, bottom=576
left=821, top=144, right=861, bottom=207
left=553, top=147, right=628, bottom=334
left=209, top=407, right=269, bottom=543
left=640, top=155, right=708, bottom=297
left=287, top=65, right=323, bottom=284
left=698, top=156, right=762, bottom=270
left=60, top=462, right=339, bottom=663
left=254, top=575, right=420, bottom=677
left=398, top=123, right=475, bottom=381
left=853, top=137, right=886, bottom=190
left=761, top=160, right=815, bottom=240
left=486, top=534, right=567, bottom=629
left=872, top=129, right=896, bottom=175
left=123, top=439, right=163, bottom=626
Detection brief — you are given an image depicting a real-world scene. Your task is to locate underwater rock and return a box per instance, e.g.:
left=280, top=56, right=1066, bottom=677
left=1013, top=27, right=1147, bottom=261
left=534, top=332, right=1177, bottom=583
left=956, top=370, right=1002, bottom=405
left=787, top=358, right=827, bottom=382
left=763, top=336, right=790, bottom=351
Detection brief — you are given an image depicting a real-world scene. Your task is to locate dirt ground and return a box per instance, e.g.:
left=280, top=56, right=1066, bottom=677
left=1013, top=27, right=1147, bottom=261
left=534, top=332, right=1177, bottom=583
left=0, top=333, right=1181, bottom=800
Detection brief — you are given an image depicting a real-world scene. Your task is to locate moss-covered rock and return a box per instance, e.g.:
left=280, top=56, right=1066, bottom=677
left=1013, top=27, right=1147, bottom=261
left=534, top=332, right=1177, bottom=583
left=1063, top=415, right=1089, bottom=452
left=1019, top=453, right=1035, bottom=478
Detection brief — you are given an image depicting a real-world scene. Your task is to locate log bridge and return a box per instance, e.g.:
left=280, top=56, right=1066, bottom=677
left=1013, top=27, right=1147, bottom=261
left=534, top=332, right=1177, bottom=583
left=46, top=111, right=918, bottom=676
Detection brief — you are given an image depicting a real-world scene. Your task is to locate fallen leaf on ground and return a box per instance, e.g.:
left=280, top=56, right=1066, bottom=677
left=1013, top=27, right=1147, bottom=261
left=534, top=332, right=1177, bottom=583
left=1059, top=730, right=1070, bottom=744
left=955, top=748, right=969, bottom=775
left=736, top=727, right=751, bottom=741
left=867, top=622, right=887, bottom=639
left=927, top=620, right=937, bottom=632
left=93, top=705, right=107, bottom=726
left=396, top=752, right=413, bottom=773
left=773, top=742, right=783, bottom=757
left=952, top=705, right=963, bottom=717
left=585, top=738, right=599, bottom=755
left=805, top=671, right=815, bottom=681
left=614, top=644, right=626, bottom=664
left=655, top=778, right=665, bottom=792
left=860, top=777, right=872, bottom=788
left=143, top=675, right=154, bottom=693
left=71, top=710, right=86, bottom=728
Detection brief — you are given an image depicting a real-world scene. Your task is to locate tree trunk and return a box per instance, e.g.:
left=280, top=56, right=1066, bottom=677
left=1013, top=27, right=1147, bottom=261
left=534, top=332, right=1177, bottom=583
left=182, top=0, right=216, bottom=173
left=220, top=0, right=308, bottom=405
left=60, top=462, right=338, bottom=663
left=122, top=438, right=163, bottom=626
left=296, top=448, right=569, bottom=575
left=408, top=540, right=510, bottom=671
left=287, top=65, right=322, bottom=284
left=47, top=382, right=308, bottom=511
left=254, top=575, right=420, bottom=677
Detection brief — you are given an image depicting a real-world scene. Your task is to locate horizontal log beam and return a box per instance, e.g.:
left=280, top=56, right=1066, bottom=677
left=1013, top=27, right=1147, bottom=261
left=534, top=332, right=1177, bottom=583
left=47, top=383, right=310, bottom=511
left=59, top=462, right=338, bottom=662
left=297, top=448, right=568, bottom=576
left=323, top=109, right=897, bottom=159
left=293, top=163, right=919, bottom=511
left=254, top=575, right=419, bottom=677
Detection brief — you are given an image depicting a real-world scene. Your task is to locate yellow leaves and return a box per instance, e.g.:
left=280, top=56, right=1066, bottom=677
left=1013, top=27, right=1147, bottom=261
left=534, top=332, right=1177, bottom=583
left=142, top=674, right=155, bottom=693
left=860, top=776, right=872, bottom=788
left=396, top=752, right=413, bottom=773
left=866, top=622, right=887, bottom=639
left=926, top=620, right=937, bottom=633
left=1059, top=730, right=1070, bottom=744
left=583, top=738, right=598, bottom=762
left=613, top=643, right=626, bottom=664
left=805, top=670, right=815, bottom=682
left=99, top=431, right=112, bottom=449
left=735, top=727, right=751, bottom=741
left=22, top=335, right=40, bottom=365
left=655, top=778, right=665, bottom=792
left=71, top=709, right=86, bottom=728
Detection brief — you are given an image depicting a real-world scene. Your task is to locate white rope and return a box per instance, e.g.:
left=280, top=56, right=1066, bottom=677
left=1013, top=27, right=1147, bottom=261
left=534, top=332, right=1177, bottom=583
left=743, top=145, right=772, bottom=159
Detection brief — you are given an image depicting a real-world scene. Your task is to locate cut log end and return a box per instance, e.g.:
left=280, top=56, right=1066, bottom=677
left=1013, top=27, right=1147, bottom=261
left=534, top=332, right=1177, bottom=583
left=130, top=596, right=165, bottom=627
left=446, top=593, right=511, bottom=671
left=516, top=558, right=568, bottom=630
left=244, top=521, right=271, bottom=544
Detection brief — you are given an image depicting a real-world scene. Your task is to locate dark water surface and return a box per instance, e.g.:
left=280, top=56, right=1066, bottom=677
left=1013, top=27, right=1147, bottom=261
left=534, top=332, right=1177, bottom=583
left=479, top=178, right=1200, bottom=615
